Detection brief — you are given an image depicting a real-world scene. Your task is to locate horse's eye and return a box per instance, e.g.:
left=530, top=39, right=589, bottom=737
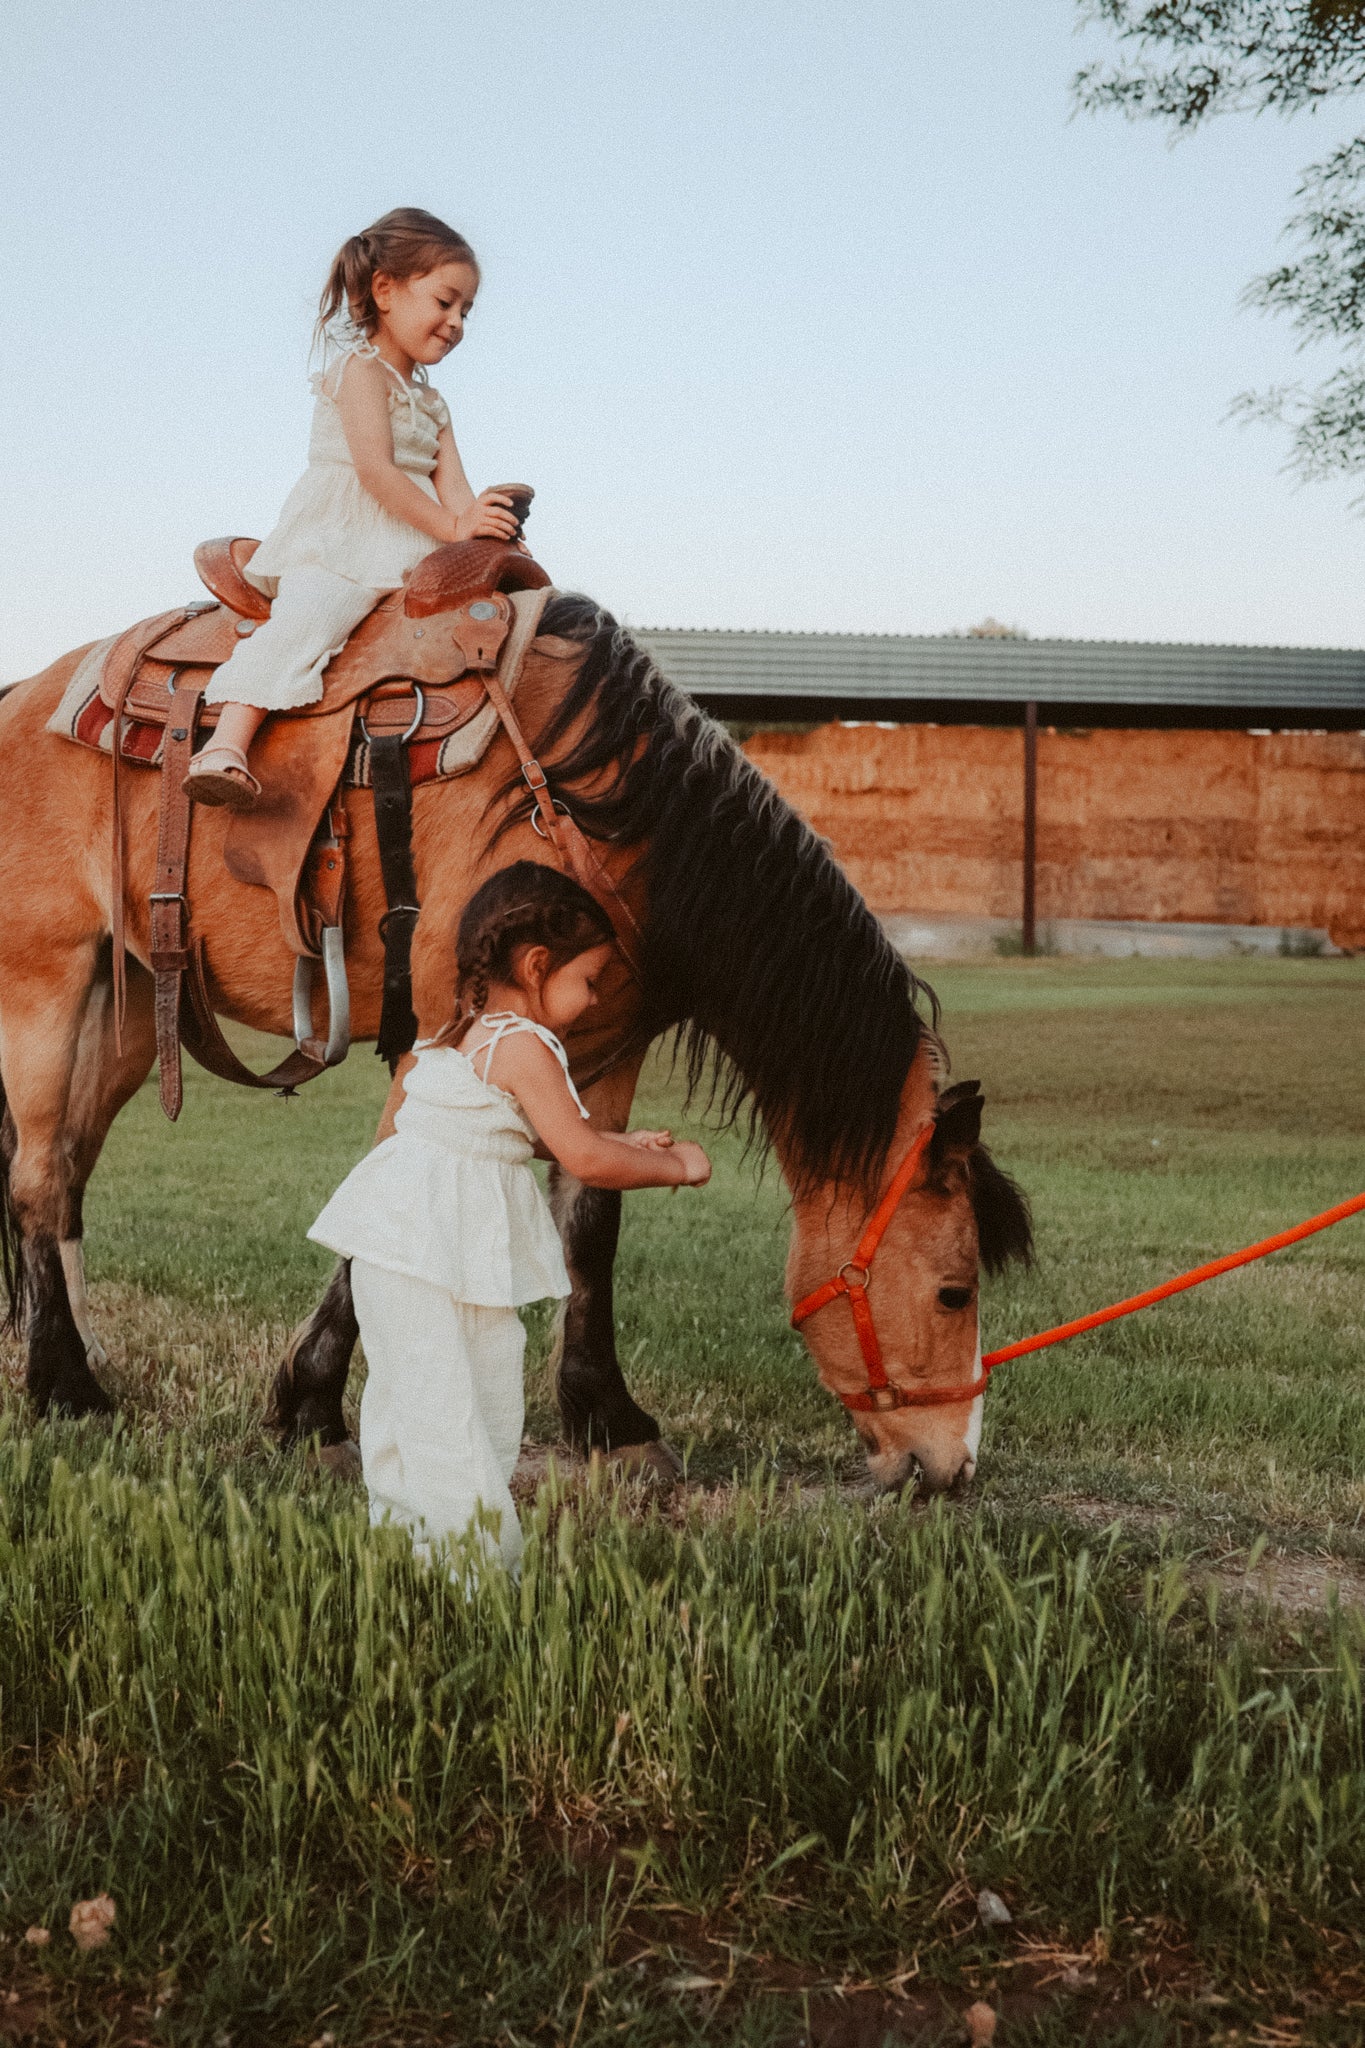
left=938, top=1286, right=973, bottom=1311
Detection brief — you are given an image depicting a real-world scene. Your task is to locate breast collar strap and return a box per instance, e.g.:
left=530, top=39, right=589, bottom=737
left=790, top=1120, right=991, bottom=1414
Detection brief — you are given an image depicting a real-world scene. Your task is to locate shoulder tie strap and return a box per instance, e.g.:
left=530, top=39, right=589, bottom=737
left=322, top=338, right=419, bottom=427
left=371, top=352, right=419, bottom=429
left=473, top=1013, right=591, bottom=1119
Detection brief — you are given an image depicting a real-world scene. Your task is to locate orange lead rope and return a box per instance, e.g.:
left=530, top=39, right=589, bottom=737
left=791, top=1122, right=1365, bottom=1415
left=979, top=1188, right=1365, bottom=1370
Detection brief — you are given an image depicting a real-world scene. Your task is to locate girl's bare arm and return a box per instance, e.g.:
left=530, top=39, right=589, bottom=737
left=333, top=359, right=520, bottom=544
left=432, top=424, right=475, bottom=516
left=488, top=1036, right=710, bottom=1190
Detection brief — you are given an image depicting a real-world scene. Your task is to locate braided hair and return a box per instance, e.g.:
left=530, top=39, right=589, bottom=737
left=437, top=863, right=616, bottom=1045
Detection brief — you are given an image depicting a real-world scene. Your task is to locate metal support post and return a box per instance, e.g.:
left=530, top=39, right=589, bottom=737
left=1022, top=700, right=1038, bottom=956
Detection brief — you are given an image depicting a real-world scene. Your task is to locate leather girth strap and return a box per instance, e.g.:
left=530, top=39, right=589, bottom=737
left=143, top=682, right=332, bottom=1118
left=371, top=730, right=420, bottom=1071
left=109, top=604, right=210, bottom=1050
left=364, top=587, right=550, bottom=1075
left=108, top=606, right=334, bottom=1115
left=148, top=678, right=206, bottom=1118
left=177, top=946, right=329, bottom=1106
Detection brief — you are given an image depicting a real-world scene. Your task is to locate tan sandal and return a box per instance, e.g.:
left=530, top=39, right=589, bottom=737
left=183, top=743, right=261, bottom=812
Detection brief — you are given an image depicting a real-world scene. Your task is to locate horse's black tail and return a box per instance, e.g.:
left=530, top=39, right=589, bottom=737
left=0, top=1067, right=24, bottom=1336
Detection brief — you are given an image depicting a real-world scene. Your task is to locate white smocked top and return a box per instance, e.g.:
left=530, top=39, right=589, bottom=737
left=308, top=1016, right=589, bottom=1306
left=245, top=335, right=453, bottom=598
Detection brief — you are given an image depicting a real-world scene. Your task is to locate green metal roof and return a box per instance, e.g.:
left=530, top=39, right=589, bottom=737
left=632, top=630, right=1365, bottom=729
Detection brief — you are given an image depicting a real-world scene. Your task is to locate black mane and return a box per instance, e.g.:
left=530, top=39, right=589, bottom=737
left=500, top=595, right=938, bottom=1195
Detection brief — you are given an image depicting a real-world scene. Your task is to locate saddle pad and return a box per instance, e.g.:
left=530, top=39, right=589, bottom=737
left=45, top=609, right=572, bottom=786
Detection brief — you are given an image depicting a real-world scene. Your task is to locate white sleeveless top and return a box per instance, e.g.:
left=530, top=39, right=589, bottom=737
left=308, top=1016, right=588, bottom=1306
left=246, top=338, right=451, bottom=598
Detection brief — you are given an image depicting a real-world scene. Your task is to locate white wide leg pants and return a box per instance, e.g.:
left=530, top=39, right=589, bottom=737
left=203, top=564, right=384, bottom=712
left=350, top=1259, right=526, bottom=1575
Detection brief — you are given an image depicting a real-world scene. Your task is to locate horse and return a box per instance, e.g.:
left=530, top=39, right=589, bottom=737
left=0, top=592, right=1032, bottom=1493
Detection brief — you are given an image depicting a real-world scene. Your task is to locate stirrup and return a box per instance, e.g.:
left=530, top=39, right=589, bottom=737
left=183, top=743, right=261, bottom=812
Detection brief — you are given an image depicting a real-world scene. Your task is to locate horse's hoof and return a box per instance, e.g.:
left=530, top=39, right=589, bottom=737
left=591, top=1439, right=683, bottom=1489
left=85, top=1336, right=110, bottom=1372
left=42, top=1373, right=115, bottom=1421
left=308, top=1438, right=363, bottom=1483
left=269, top=1387, right=349, bottom=1451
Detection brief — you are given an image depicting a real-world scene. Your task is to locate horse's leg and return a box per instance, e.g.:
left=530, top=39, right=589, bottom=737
left=546, top=1178, right=653, bottom=1446
left=0, top=945, right=141, bottom=1416
left=266, top=1257, right=359, bottom=1450
left=58, top=957, right=158, bottom=1370
left=546, top=1058, right=681, bottom=1477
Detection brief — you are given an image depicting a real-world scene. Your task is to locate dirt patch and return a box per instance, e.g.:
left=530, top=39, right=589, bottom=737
left=1040, top=1493, right=1180, bottom=1536
left=527, top=1852, right=1360, bottom=2046
left=1209, top=1551, right=1365, bottom=1616
left=1040, top=1493, right=1365, bottom=1614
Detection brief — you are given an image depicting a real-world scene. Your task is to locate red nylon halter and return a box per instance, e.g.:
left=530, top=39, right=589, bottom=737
left=790, top=1121, right=990, bottom=1414
left=792, top=1123, right=1365, bottom=1417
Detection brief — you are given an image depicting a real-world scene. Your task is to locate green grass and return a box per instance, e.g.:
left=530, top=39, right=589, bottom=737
left=3, top=955, right=1365, bottom=2043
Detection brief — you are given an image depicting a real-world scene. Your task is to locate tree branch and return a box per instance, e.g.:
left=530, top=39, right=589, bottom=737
left=1074, top=3, right=1365, bottom=125
left=1077, top=2, right=1365, bottom=477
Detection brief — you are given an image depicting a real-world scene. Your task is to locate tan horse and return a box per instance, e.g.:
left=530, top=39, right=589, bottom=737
left=0, top=594, right=1031, bottom=1492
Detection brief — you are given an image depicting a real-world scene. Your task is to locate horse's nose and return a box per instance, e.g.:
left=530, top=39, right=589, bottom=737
left=867, top=1446, right=932, bottom=1495
left=867, top=1442, right=974, bottom=1496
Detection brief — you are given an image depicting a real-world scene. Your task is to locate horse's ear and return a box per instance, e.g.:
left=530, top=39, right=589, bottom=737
left=934, top=1083, right=1034, bottom=1272
left=971, top=1148, right=1034, bottom=1273
left=931, top=1084, right=983, bottom=1164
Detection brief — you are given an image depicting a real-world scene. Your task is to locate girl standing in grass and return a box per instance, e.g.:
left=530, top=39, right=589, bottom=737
left=309, top=864, right=710, bottom=1574
left=187, top=206, right=524, bottom=809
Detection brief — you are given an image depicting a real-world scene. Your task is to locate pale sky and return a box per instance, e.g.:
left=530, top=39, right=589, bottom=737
left=3, top=0, right=1363, bottom=682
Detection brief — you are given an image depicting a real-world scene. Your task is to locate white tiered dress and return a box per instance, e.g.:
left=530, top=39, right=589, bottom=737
left=205, top=341, right=451, bottom=712
left=308, top=1017, right=589, bottom=1575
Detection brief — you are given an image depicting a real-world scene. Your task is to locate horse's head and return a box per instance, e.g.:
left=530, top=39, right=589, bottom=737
left=785, top=1044, right=1032, bottom=1494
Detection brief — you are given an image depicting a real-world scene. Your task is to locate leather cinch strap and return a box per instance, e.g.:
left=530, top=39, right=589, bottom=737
left=148, top=676, right=205, bottom=1118
left=140, top=678, right=332, bottom=1118
left=111, top=639, right=334, bottom=1117
left=371, top=726, right=420, bottom=1071
left=108, top=604, right=208, bottom=1051
left=177, top=946, right=330, bottom=1104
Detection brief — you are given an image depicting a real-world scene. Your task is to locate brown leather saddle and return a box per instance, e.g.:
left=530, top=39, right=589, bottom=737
left=106, top=534, right=597, bottom=1119
left=108, top=535, right=549, bottom=747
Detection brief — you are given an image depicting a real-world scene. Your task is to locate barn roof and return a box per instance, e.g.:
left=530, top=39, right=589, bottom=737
left=632, top=629, right=1365, bottom=730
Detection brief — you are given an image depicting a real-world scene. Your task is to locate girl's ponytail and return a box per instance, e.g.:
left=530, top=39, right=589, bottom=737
left=316, top=231, right=372, bottom=341
left=315, top=208, right=479, bottom=351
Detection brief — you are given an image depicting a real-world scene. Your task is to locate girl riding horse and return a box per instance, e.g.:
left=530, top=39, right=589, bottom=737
left=188, top=207, right=525, bottom=809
